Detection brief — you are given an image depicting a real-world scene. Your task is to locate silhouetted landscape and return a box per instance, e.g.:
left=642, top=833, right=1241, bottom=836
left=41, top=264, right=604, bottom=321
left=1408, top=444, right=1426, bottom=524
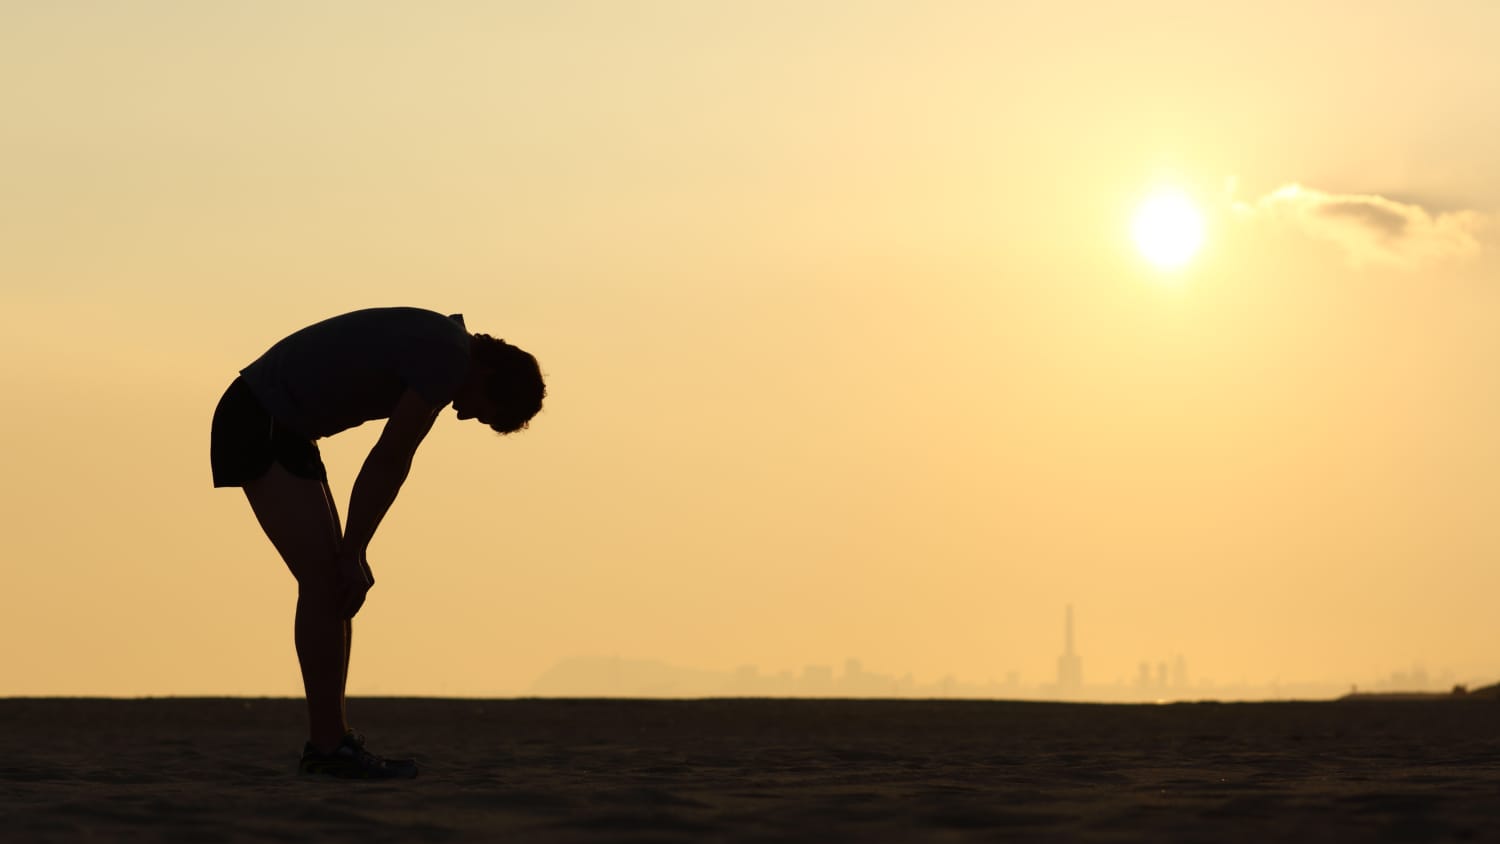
left=6, top=695, right=1500, bottom=841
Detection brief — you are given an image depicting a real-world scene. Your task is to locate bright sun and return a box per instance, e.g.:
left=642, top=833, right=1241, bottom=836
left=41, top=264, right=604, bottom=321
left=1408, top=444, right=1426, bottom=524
left=1132, top=190, right=1205, bottom=269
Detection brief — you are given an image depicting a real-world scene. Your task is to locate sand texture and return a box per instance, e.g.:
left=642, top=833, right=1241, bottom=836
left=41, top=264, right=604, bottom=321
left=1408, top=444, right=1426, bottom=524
left=3, top=697, right=1499, bottom=842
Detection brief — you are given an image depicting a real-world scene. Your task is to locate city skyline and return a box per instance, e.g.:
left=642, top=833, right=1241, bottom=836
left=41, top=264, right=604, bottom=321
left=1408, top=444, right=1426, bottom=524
left=528, top=606, right=1477, bottom=702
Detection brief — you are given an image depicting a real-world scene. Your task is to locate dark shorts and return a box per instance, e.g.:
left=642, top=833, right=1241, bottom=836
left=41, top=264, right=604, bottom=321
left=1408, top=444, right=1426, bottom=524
left=210, top=377, right=328, bottom=488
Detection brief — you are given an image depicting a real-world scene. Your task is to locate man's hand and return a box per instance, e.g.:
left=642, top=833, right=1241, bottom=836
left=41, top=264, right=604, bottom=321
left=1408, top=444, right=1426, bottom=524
left=336, top=388, right=436, bottom=619
left=336, top=548, right=375, bottom=619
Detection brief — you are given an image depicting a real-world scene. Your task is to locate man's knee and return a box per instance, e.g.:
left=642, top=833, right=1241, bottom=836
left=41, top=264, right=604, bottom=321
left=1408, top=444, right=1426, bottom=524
left=295, top=573, right=342, bottom=616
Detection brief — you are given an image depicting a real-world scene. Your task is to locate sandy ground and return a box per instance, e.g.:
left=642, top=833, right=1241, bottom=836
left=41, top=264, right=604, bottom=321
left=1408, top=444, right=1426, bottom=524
left=3, top=697, right=1499, bottom=842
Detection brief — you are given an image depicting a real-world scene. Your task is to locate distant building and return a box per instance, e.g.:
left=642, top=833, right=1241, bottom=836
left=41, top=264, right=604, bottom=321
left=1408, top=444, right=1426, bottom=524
left=1056, top=605, right=1082, bottom=691
left=734, top=664, right=759, bottom=693
left=802, top=664, right=833, bottom=695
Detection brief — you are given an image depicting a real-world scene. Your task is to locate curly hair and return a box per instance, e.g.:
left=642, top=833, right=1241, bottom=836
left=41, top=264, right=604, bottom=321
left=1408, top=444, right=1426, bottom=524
left=471, top=333, right=546, bottom=434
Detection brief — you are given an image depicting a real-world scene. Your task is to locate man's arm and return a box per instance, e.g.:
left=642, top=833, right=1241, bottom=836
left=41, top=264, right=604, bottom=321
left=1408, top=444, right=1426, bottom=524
left=343, top=387, right=444, bottom=555
left=334, top=388, right=443, bottom=618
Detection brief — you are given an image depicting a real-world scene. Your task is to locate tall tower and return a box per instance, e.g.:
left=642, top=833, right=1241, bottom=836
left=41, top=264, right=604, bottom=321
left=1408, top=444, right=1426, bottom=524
left=1056, top=604, right=1082, bottom=691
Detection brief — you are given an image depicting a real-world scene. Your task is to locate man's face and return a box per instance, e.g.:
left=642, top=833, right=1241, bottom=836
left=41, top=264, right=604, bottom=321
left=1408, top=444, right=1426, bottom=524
left=452, top=371, right=488, bottom=423
left=453, top=365, right=502, bottom=428
left=453, top=392, right=488, bottom=424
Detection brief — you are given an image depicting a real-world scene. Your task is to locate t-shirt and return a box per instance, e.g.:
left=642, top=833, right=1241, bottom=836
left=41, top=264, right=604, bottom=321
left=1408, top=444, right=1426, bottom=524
left=240, top=307, right=471, bottom=440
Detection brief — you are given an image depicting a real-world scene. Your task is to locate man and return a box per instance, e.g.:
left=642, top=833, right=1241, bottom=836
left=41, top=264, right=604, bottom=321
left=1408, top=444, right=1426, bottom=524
left=210, top=307, right=545, bottom=779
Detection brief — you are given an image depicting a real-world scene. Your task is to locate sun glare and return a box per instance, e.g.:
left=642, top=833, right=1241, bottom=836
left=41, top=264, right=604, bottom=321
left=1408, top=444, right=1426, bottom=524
left=1132, top=190, right=1205, bottom=270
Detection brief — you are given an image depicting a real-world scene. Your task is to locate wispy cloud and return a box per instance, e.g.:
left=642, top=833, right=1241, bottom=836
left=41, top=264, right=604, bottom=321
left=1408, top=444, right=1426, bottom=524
left=1233, top=184, right=1488, bottom=267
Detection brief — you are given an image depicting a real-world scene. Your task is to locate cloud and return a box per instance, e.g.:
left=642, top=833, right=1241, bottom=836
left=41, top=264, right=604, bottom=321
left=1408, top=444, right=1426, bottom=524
left=1233, top=184, right=1488, bottom=267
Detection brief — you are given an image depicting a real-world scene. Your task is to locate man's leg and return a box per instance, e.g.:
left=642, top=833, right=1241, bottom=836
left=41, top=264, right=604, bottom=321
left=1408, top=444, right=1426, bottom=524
left=243, top=461, right=348, bottom=752
left=321, top=487, right=355, bottom=732
left=342, top=618, right=353, bottom=727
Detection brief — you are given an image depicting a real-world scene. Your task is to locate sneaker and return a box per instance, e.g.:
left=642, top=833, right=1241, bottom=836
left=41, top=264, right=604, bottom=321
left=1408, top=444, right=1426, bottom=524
left=299, top=733, right=419, bottom=779
left=343, top=731, right=415, bottom=768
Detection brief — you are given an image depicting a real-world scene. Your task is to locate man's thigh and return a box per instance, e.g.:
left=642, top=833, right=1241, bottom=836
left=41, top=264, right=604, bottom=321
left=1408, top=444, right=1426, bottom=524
left=243, top=461, right=342, bottom=587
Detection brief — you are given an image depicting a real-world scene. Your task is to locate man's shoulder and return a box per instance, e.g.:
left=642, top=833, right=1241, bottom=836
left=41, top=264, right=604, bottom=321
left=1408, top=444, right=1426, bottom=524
left=372, top=307, right=466, bottom=333
left=342, top=306, right=452, bottom=324
left=302, top=307, right=464, bottom=340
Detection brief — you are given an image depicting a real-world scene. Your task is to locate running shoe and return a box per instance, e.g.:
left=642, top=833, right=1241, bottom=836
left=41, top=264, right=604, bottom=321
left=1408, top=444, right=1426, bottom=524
left=344, top=730, right=415, bottom=768
left=298, top=733, right=419, bottom=779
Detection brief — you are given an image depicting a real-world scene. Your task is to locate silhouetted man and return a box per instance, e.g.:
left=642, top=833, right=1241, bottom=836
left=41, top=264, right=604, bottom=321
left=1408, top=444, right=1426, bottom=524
left=210, top=307, right=545, bottom=778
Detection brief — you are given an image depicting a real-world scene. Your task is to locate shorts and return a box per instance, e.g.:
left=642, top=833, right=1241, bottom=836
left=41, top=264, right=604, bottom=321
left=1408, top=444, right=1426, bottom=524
left=210, top=376, right=328, bottom=487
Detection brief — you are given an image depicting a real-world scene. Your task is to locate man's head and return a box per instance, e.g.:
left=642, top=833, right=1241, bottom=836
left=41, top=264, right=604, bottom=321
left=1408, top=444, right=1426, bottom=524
left=453, top=334, right=546, bottom=434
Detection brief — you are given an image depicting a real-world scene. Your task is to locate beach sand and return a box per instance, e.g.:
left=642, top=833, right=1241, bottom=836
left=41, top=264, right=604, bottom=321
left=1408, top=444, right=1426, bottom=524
left=4, top=697, right=1499, bottom=842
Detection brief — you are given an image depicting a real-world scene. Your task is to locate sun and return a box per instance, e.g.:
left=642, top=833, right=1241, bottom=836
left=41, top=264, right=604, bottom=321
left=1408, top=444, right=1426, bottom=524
left=1132, top=189, right=1205, bottom=269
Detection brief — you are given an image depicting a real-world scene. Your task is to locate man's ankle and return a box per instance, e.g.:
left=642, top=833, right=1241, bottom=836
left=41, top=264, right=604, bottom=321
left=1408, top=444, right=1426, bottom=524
left=308, top=734, right=346, bottom=755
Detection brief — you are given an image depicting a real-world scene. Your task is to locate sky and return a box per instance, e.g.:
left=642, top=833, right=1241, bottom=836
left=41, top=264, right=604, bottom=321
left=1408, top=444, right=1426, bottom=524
left=3, top=0, right=1499, bottom=698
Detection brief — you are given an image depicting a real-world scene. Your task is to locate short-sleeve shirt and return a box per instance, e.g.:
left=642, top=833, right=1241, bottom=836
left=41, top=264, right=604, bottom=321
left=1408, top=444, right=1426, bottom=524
left=239, top=307, right=471, bottom=440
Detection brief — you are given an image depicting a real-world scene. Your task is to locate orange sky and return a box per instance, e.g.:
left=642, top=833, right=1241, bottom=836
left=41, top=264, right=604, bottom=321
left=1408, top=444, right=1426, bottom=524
left=3, top=1, right=1499, bottom=697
